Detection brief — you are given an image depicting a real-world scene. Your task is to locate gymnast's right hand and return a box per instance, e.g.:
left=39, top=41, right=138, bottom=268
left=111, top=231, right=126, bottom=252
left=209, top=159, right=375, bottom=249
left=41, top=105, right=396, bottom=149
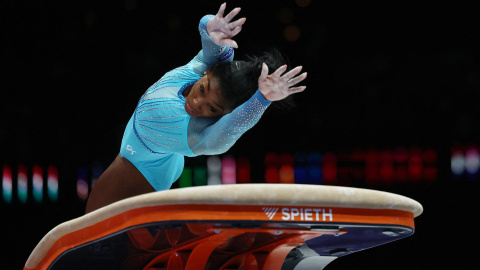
left=206, top=3, right=246, bottom=49
left=258, top=64, right=307, bottom=102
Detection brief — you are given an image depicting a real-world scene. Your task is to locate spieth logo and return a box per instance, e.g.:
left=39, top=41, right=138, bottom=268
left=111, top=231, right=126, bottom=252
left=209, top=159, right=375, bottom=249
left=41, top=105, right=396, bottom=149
left=262, top=207, right=334, bottom=222
left=262, top=207, right=279, bottom=220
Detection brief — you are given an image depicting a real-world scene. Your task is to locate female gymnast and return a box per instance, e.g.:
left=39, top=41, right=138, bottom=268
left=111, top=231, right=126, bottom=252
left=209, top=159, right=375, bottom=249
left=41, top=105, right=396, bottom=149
left=85, top=3, right=307, bottom=213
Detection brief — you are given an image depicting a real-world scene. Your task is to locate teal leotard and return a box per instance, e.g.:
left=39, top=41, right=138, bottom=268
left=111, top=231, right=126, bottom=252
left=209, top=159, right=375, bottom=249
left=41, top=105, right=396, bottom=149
left=119, top=15, right=271, bottom=191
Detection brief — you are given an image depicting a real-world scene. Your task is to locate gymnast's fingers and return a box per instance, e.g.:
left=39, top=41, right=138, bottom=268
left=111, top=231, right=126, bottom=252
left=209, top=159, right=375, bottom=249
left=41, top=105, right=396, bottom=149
left=224, top=7, right=241, bottom=22
left=230, top=25, right=243, bottom=37
left=282, top=66, right=303, bottom=78
left=217, top=2, right=226, bottom=18
left=229, top=17, right=246, bottom=30
left=287, top=72, right=307, bottom=86
left=222, top=39, right=238, bottom=49
left=259, top=63, right=269, bottom=80
left=289, top=86, right=307, bottom=94
left=273, top=65, right=287, bottom=77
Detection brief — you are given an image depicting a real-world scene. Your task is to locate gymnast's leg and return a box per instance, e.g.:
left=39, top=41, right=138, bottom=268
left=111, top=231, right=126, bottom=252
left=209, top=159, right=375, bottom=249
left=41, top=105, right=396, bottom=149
left=85, top=155, right=155, bottom=214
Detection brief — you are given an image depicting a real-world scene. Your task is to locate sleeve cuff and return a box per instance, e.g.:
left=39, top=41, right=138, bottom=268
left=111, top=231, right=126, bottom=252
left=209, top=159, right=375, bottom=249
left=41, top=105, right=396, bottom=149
left=199, top=15, right=215, bottom=33
left=253, top=89, right=272, bottom=106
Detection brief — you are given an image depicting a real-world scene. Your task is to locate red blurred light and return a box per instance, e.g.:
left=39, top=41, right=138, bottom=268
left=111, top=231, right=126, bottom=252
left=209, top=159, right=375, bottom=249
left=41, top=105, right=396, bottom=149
left=350, top=149, right=365, bottom=182
left=265, top=166, right=279, bottom=183
left=322, top=152, right=337, bottom=185
left=423, top=148, right=437, bottom=183
left=379, top=149, right=394, bottom=184
left=265, top=152, right=279, bottom=166
left=394, top=147, right=408, bottom=183
left=365, top=149, right=379, bottom=186
left=265, top=152, right=280, bottom=183
left=236, top=156, right=251, bottom=184
left=2, top=165, right=13, bottom=204
left=279, top=165, right=294, bottom=183
left=408, top=147, right=423, bottom=183
left=279, top=153, right=294, bottom=184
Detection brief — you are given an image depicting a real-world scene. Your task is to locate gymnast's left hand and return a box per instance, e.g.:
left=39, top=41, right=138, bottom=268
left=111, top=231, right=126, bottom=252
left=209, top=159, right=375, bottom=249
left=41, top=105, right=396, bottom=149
left=258, top=64, right=307, bottom=102
left=207, top=3, right=246, bottom=48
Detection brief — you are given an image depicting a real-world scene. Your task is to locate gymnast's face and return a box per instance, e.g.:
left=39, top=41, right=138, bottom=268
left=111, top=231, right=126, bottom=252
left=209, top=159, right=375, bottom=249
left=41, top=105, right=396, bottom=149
left=183, top=70, right=232, bottom=118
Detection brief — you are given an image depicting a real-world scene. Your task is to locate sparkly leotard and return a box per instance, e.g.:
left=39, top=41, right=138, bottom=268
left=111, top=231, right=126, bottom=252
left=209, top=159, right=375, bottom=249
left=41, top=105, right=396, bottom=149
left=119, top=15, right=271, bottom=191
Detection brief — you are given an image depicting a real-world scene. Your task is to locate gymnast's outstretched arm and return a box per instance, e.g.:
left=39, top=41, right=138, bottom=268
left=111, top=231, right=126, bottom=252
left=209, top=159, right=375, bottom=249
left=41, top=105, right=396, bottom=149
left=143, top=5, right=242, bottom=95
left=188, top=3, right=245, bottom=76
left=188, top=64, right=307, bottom=156
left=187, top=6, right=307, bottom=156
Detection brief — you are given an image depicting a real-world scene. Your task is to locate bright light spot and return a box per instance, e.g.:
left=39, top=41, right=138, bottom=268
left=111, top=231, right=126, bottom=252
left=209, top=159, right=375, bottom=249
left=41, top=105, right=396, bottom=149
left=265, top=152, right=279, bottom=183
left=279, top=165, right=294, bottom=183
left=77, top=179, right=89, bottom=201
left=18, top=164, right=28, bottom=204
left=451, top=151, right=465, bottom=176
left=77, top=168, right=89, bottom=201
left=465, top=146, right=480, bottom=175
left=2, top=165, right=12, bottom=204
left=32, top=165, right=43, bottom=203
left=47, top=166, right=58, bottom=202
left=207, top=156, right=221, bottom=185
left=222, top=156, right=236, bottom=184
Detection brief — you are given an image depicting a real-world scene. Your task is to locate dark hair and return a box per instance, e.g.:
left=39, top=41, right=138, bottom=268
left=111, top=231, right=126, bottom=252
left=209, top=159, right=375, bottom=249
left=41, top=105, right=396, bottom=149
left=210, top=49, right=295, bottom=111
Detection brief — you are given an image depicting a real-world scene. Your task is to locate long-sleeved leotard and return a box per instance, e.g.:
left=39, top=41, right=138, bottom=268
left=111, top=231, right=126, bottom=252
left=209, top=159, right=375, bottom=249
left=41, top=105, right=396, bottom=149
left=120, top=15, right=271, bottom=191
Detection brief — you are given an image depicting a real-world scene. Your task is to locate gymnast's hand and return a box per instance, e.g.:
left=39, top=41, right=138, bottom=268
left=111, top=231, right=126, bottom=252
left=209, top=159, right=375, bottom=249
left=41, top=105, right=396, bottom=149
left=258, top=64, right=307, bottom=101
left=206, top=3, right=246, bottom=48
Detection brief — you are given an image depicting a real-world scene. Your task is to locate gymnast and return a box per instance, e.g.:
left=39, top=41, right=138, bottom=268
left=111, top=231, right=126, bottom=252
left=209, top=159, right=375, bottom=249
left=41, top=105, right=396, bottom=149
left=85, top=3, right=307, bottom=213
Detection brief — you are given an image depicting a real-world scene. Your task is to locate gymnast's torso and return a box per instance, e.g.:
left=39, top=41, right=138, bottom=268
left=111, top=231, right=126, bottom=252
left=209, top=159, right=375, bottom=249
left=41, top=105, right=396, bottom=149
left=119, top=15, right=271, bottom=191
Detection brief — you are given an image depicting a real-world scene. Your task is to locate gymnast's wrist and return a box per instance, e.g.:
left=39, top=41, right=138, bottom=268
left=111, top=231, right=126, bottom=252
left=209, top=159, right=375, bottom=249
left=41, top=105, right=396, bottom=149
left=200, top=14, right=214, bottom=34
left=203, top=15, right=215, bottom=35
left=255, top=89, right=272, bottom=106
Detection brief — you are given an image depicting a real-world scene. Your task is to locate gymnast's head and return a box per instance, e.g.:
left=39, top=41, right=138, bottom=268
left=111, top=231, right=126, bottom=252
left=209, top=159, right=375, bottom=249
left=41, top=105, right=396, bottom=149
left=183, top=50, right=289, bottom=118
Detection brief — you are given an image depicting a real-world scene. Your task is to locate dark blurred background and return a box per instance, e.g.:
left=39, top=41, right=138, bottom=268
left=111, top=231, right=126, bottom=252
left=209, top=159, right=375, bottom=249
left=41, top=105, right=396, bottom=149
left=2, top=0, right=480, bottom=269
